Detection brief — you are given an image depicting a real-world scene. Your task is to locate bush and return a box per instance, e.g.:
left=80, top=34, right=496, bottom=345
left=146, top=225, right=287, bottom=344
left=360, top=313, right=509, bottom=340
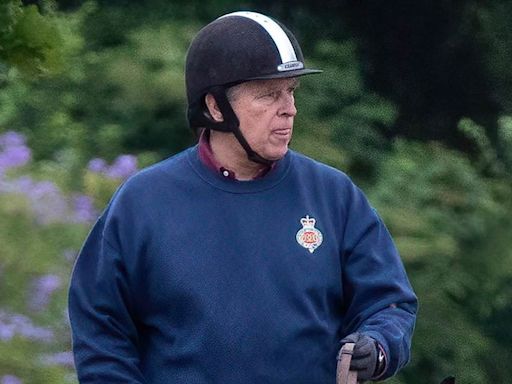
left=0, top=131, right=139, bottom=383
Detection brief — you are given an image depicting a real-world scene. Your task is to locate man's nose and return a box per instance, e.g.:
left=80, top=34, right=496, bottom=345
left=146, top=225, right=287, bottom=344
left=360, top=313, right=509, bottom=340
left=279, top=93, right=297, bottom=117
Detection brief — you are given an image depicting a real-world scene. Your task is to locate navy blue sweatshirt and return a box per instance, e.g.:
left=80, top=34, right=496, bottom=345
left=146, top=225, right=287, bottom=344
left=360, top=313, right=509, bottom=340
left=69, top=146, right=417, bottom=383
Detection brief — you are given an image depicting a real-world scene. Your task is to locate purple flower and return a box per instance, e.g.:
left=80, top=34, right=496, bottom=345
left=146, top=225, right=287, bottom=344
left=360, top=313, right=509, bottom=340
left=0, top=131, right=26, bottom=147
left=0, top=311, right=54, bottom=343
left=0, top=322, right=15, bottom=341
left=87, top=158, right=107, bottom=173
left=0, top=176, right=72, bottom=224
left=31, top=180, right=59, bottom=198
left=28, top=274, right=62, bottom=311
left=41, top=351, right=75, bottom=368
left=0, top=174, right=99, bottom=225
left=0, top=311, right=21, bottom=341
left=71, top=194, right=97, bottom=223
left=16, top=322, right=54, bottom=343
left=87, top=154, right=138, bottom=180
left=10, top=176, right=33, bottom=192
left=28, top=181, right=69, bottom=225
left=0, top=146, right=31, bottom=170
left=0, top=175, right=33, bottom=197
left=105, top=154, right=137, bottom=179
left=0, top=133, right=102, bottom=225
left=1, top=375, right=23, bottom=384
left=0, top=131, right=31, bottom=171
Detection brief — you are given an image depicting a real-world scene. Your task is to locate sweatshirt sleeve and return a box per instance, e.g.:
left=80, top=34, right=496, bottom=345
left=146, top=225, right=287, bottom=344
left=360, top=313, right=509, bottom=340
left=340, top=183, right=418, bottom=379
left=68, top=213, right=147, bottom=383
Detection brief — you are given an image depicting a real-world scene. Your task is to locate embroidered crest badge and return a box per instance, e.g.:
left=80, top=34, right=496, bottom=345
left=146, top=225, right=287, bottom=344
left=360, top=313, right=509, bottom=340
left=296, top=215, right=323, bottom=253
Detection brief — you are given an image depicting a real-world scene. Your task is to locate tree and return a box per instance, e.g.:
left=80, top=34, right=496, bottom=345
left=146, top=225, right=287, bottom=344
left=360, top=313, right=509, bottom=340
left=0, top=0, right=65, bottom=76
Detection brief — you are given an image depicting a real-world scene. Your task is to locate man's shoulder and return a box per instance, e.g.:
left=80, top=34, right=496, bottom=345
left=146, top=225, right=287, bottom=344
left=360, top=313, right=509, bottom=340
left=108, top=147, right=193, bottom=203
left=126, top=147, right=192, bottom=185
left=289, top=150, right=352, bottom=183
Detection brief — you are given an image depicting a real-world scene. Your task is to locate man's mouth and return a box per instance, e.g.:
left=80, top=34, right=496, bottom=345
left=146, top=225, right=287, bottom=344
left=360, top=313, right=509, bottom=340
left=272, top=128, right=292, bottom=136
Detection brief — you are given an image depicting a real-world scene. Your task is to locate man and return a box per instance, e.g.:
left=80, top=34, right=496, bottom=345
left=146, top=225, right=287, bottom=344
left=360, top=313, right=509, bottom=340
left=69, top=11, right=417, bottom=383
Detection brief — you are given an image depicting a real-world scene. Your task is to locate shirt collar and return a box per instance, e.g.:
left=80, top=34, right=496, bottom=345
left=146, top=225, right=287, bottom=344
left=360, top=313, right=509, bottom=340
left=197, top=129, right=274, bottom=180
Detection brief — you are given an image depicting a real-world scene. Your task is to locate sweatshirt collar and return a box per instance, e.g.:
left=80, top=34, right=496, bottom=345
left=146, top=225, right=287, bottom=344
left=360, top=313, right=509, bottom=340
left=188, top=145, right=292, bottom=193
left=197, top=129, right=274, bottom=180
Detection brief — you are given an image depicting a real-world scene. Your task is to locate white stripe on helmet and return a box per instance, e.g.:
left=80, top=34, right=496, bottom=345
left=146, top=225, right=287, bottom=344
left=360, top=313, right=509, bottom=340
left=219, top=11, right=303, bottom=71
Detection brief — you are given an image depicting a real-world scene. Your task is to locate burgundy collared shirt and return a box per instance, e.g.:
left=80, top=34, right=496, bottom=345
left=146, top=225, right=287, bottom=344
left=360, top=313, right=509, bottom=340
left=197, top=129, right=274, bottom=180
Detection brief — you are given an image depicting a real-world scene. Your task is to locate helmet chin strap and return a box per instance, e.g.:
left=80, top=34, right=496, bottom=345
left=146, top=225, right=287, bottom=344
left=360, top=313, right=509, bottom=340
left=208, top=86, right=274, bottom=167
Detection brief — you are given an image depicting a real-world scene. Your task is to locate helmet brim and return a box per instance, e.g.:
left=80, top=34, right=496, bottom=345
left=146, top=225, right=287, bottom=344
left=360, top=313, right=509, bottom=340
left=245, top=68, right=323, bottom=81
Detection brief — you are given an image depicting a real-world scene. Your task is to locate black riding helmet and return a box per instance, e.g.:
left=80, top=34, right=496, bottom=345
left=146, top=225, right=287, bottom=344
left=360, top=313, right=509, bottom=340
left=185, top=11, right=322, bottom=165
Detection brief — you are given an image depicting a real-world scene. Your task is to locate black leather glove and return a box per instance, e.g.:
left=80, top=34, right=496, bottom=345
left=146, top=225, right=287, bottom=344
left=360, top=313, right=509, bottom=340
left=339, top=332, right=382, bottom=381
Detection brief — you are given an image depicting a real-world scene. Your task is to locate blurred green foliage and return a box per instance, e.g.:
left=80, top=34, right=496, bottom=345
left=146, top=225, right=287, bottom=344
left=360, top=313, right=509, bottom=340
left=0, top=0, right=66, bottom=76
left=1, top=1, right=512, bottom=383
left=367, top=138, right=511, bottom=384
left=0, top=3, right=193, bottom=163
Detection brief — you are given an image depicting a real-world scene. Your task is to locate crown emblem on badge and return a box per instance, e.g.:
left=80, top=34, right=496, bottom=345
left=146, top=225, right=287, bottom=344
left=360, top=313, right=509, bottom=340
left=296, top=215, right=323, bottom=253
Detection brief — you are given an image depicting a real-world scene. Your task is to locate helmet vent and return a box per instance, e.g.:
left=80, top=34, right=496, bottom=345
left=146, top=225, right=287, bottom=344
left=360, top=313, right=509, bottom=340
left=219, top=11, right=299, bottom=67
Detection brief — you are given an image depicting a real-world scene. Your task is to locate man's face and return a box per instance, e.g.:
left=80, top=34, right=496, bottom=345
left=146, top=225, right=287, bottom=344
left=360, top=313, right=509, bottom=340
left=228, top=78, right=299, bottom=161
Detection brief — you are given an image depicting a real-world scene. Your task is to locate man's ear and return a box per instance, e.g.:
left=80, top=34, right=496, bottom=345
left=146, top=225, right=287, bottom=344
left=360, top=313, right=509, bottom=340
left=205, top=93, right=224, bottom=122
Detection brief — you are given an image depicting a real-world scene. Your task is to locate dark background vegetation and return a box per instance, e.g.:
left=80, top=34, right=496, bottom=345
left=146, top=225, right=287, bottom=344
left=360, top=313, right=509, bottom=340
left=1, top=1, right=511, bottom=383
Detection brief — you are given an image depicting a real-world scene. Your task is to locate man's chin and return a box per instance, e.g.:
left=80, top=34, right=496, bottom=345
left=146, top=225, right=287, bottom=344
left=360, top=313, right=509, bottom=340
left=265, top=148, right=289, bottom=162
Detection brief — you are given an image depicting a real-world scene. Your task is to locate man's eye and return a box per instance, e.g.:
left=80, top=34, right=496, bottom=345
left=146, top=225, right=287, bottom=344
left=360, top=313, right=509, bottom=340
left=261, top=91, right=279, bottom=99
